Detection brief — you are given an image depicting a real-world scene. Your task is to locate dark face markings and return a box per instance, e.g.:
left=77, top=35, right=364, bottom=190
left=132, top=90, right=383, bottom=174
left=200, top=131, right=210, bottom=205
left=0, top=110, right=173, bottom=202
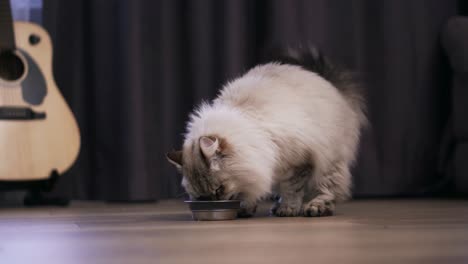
left=183, top=140, right=219, bottom=199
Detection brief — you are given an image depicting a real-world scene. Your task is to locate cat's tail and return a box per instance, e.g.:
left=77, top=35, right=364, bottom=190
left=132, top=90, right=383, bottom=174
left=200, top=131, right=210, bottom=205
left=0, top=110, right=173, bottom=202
left=261, top=44, right=366, bottom=124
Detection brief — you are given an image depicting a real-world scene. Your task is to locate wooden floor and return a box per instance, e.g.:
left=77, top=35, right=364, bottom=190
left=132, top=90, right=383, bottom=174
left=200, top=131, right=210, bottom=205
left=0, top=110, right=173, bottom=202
left=0, top=199, right=467, bottom=264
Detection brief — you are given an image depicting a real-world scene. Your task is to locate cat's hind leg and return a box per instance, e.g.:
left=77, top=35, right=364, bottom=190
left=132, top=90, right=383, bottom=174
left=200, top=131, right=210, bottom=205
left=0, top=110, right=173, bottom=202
left=271, top=165, right=312, bottom=217
left=303, top=161, right=351, bottom=217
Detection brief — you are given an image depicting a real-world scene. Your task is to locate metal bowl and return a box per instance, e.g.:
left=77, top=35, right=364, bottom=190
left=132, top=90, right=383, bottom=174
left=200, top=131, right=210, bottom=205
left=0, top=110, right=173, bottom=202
left=185, top=200, right=241, bottom=221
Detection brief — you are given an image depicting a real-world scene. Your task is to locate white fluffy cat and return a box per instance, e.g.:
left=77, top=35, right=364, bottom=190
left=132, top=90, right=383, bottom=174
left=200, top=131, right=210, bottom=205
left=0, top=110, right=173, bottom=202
left=167, top=46, right=366, bottom=217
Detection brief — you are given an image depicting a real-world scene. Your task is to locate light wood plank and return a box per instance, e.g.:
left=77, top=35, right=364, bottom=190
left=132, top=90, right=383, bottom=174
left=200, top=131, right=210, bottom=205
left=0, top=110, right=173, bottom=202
left=0, top=199, right=467, bottom=264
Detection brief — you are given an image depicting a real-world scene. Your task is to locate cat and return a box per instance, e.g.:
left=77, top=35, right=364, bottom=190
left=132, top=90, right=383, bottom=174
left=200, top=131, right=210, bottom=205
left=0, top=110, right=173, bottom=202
left=167, top=45, right=366, bottom=217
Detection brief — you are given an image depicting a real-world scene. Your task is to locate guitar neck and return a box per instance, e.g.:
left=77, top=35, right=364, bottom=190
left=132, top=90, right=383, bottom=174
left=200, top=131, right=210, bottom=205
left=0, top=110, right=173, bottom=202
left=0, top=0, right=16, bottom=50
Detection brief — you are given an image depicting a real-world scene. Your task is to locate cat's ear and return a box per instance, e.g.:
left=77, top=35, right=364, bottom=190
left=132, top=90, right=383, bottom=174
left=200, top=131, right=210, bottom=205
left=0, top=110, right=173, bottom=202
left=166, top=150, right=183, bottom=169
left=200, top=136, right=219, bottom=159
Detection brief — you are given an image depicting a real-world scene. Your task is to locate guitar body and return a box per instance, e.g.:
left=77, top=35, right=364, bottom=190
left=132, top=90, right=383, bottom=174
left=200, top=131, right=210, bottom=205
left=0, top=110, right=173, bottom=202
left=0, top=22, right=80, bottom=181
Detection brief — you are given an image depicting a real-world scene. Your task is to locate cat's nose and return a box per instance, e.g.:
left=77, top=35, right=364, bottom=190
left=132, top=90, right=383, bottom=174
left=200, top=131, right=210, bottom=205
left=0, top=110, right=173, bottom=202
left=196, top=195, right=213, bottom=201
left=195, top=185, right=225, bottom=201
left=215, top=185, right=225, bottom=200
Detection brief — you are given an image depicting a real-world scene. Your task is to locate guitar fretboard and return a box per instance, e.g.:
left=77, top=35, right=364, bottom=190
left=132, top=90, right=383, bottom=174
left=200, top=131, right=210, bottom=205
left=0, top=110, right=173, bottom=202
left=0, top=0, right=16, bottom=50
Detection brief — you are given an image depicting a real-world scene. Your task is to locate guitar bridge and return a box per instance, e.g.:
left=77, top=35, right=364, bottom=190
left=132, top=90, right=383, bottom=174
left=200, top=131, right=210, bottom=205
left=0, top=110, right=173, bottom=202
left=0, top=107, right=46, bottom=120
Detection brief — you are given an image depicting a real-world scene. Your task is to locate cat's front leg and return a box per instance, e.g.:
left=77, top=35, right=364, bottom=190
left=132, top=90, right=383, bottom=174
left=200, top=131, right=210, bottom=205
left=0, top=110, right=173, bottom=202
left=238, top=200, right=257, bottom=218
left=271, top=165, right=310, bottom=217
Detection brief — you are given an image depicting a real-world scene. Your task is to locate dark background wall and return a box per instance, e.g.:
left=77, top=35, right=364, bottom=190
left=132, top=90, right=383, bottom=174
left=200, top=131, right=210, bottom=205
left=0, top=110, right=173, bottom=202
left=5, top=0, right=465, bottom=201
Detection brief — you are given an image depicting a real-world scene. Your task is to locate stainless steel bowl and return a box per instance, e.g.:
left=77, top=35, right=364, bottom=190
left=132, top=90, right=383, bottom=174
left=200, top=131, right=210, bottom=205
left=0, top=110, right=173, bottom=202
left=191, top=209, right=238, bottom=221
left=185, top=200, right=241, bottom=221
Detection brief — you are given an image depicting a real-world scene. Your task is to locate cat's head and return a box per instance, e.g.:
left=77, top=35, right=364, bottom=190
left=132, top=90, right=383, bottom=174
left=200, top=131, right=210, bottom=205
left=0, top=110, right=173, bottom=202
left=167, top=135, right=263, bottom=201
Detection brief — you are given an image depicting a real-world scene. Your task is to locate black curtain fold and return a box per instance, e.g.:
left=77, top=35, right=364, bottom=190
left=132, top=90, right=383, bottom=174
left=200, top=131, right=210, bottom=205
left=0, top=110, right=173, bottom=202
left=40, top=0, right=462, bottom=201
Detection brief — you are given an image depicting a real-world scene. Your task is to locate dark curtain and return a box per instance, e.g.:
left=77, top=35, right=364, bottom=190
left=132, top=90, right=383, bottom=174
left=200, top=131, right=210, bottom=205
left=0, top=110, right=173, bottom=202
left=40, top=0, right=463, bottom=201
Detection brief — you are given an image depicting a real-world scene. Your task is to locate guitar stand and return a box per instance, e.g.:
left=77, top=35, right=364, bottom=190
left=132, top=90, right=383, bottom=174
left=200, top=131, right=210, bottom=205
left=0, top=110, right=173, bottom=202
left=0, top=170, right=69, bottom=207
left=24, top=170, right=70, bottom=207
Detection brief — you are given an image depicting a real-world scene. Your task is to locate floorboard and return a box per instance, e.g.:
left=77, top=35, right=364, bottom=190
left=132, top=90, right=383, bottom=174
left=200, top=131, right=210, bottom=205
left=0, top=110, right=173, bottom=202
left=1, top=199, right=467, bottom=264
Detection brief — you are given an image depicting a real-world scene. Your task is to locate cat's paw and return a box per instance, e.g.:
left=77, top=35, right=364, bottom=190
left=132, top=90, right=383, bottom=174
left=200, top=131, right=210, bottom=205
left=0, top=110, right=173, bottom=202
left=302, top=199, right=335, bottom=217
left=271, top=203, right=302, bottom=217
left=269, top=193, right=281, bottom=202
left=237, top=203, right=257, bottom=218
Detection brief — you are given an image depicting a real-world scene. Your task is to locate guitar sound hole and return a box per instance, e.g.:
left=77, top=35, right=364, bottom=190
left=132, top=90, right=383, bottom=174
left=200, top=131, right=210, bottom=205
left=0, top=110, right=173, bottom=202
left=0, top=50, right=25, bottom=81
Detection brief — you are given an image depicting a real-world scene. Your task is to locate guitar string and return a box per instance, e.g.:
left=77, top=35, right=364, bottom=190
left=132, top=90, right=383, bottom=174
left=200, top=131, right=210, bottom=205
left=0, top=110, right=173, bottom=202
left=0, top=48, right=28, bottom=106
left=0, top=85, right=23, bottom=105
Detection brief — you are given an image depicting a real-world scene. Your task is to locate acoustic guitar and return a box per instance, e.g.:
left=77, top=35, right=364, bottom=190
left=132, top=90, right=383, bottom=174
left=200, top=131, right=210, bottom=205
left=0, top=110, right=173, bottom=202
left=0, top=0, right=80, bottom=184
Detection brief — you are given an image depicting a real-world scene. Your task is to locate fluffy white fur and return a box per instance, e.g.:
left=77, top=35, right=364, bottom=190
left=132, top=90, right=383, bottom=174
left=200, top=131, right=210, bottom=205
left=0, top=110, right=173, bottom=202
left=172, top=62, right=365, bottom=217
